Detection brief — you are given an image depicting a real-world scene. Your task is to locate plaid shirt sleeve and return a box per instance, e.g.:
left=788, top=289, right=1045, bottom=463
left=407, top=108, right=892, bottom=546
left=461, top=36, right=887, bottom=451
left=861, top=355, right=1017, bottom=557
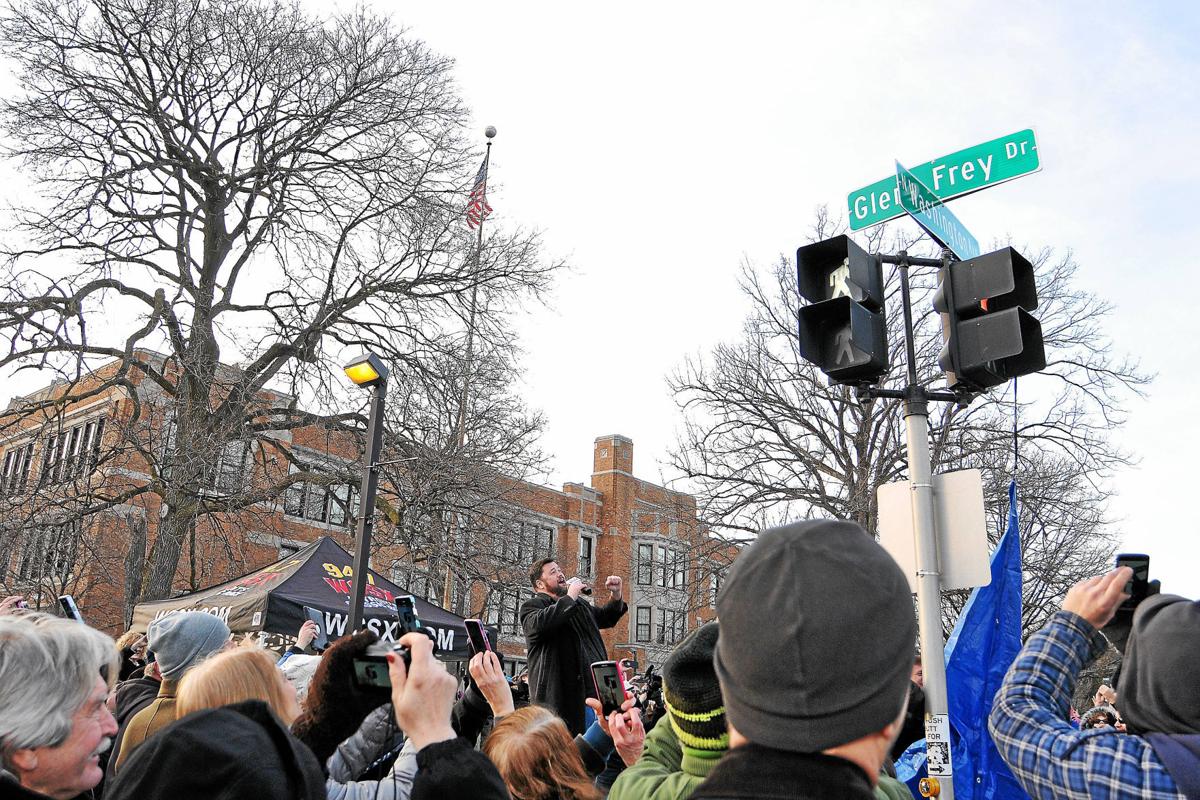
left=988, top=610, right=1184, bottom=800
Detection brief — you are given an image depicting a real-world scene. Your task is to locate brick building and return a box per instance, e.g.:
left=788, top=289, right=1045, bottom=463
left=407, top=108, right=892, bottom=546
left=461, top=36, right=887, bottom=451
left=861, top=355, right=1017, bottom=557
left=0, top=357, right=736, bottom=671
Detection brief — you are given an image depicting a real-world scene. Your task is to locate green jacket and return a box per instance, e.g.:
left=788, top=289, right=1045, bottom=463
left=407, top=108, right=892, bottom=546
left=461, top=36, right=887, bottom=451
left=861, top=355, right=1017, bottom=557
left=609, top=719, right=718, bottom=800
left=875, top=774, right=912, bottom=800
left=608, top=718, right=913, bottom=800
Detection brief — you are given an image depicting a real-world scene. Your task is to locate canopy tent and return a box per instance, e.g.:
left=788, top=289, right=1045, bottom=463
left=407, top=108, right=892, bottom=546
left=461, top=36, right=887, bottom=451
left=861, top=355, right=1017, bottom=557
left=131, top=536, right=491, bottom=660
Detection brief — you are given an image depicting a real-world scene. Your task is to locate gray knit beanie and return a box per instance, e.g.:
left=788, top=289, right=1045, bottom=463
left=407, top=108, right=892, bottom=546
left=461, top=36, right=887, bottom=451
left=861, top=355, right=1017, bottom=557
left=147, top=611, right=231, bottom=681
left=714, top=519, right=916, bottom=753
left=1117, top=594, right=1200, bottom=735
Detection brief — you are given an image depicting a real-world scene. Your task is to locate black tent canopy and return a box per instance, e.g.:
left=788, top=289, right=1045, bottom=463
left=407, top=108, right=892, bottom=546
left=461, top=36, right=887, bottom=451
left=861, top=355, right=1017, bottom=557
left=131, top=536, right=494, bottom=660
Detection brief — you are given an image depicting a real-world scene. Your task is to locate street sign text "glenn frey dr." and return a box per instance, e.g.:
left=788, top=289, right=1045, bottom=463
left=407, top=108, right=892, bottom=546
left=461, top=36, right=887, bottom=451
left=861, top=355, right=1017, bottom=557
left=848, top=129, right=1040, bottom=230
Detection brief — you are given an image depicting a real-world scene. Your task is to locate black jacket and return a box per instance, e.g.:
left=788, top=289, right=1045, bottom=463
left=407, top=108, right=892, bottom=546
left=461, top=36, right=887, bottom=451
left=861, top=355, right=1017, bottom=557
left=411, top=738, right=509, bottom=800
left=890, top=682, right=926, bottom=760
left=690, top=743, right=877, bottom=800
left=105, top=700, right=326, bottom=800
left=0, top=773, right=53, bottom=799
left=100, top=676, right=163, bottom=791
left=521, top=592, right=627, bottom=736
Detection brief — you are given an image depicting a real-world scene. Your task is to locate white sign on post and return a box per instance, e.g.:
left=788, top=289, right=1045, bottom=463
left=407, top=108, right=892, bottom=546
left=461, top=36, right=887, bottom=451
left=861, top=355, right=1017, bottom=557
left=877, top=468, right=991, bottom=593
left=925, top=713, right=954, bottom=777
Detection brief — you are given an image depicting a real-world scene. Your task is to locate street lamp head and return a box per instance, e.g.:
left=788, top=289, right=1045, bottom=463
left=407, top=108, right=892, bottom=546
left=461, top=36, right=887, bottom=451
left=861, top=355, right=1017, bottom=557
left=343, top=352, right=390, bottom=387
left=484, top=125, right=497, bottom=139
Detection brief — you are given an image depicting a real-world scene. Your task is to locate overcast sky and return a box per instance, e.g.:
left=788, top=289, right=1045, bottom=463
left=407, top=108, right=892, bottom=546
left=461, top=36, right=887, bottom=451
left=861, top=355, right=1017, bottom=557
left=1, top=2, right=1194, bottom=597
left=381, top=1, right=1199, bottom=596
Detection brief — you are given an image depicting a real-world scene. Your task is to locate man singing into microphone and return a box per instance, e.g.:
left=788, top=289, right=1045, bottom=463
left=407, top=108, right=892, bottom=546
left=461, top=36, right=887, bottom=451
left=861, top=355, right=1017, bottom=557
left=521, top=558, right=627, bottom=735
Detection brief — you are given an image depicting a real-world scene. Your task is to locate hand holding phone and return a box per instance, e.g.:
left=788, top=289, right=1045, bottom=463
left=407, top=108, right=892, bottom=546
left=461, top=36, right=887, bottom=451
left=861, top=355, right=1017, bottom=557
left=302, top=606, right=329, bottom=651
left=464, top=618, right=491, bottom=655
left=353, top=595, right=438, bottom=690
left=387, top=632, right=458, bottom=750
left=1115, top=553, right=1150, bottom=611
left=591, top=660, right=630, bottom=716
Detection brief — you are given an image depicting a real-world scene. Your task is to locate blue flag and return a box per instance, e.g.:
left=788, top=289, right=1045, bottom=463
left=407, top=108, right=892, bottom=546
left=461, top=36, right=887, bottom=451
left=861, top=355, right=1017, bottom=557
left=897, top=481, right=1030, bottom=800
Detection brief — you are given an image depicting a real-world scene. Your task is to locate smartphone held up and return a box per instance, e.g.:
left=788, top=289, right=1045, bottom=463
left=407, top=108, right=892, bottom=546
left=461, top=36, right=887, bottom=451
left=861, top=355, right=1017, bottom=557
left=465, top=618, right=492, bottom=655
left=1116, top=553, right=1151, bottom=611
left=350, top=594, right=438, bottom=692
left=591, top=660, right=630, bottom=716
left=58, top=595, right=84, bottom=623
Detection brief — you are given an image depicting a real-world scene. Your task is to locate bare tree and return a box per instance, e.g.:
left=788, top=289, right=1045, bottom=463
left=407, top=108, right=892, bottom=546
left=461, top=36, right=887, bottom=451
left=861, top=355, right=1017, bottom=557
left=0, top=0, right=558, bottom=605
left=668, top=208, right=1147, bottom=634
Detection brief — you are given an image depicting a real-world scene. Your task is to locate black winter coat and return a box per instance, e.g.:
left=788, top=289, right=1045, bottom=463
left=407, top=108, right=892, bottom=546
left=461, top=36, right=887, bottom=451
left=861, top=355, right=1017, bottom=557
left=520, top=591, right=627, bottom=735
left=105, top=700, right=327, bottom=800
left=891, top=681, right=926, bottom=760
left=690, top=743, right=877, bottom=800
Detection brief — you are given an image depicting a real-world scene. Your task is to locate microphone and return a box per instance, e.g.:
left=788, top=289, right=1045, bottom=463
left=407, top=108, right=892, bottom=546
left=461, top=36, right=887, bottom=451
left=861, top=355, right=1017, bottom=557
left=571, top=578, right=593, bottom=596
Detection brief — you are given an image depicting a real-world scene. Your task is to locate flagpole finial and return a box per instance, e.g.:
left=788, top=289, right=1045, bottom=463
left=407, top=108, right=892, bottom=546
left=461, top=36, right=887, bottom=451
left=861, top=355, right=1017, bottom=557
left=484, top=125, right=497, bottom=139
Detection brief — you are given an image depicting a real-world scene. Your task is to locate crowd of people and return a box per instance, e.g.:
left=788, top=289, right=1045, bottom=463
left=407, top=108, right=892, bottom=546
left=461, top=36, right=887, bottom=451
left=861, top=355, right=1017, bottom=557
left=1, top=518, right=1196, bottom=800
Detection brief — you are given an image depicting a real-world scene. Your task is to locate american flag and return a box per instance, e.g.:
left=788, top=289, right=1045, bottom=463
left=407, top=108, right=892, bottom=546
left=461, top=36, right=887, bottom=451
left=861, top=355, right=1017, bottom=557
left=465, top=158, right=492, bottom=228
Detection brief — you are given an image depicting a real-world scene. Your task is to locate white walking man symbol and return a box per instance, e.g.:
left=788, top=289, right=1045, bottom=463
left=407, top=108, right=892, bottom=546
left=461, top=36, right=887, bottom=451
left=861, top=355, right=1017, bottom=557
left=829, top=258, right=853, bottom=300
left=834, top=327, right=855, bottom=365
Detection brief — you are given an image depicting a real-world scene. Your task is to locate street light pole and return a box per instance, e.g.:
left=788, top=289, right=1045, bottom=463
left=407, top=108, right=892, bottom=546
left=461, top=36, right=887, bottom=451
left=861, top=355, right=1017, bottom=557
left=344, top=353, right=390, bottom=634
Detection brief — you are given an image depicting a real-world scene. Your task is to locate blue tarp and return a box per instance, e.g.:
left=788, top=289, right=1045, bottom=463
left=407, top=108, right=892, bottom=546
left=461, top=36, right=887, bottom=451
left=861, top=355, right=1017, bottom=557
left=896, top=481, right=1030, bottom=800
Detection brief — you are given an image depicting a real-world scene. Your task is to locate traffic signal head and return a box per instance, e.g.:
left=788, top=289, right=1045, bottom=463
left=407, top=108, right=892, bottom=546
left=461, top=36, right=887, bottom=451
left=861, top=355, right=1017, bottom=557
left=796, top=235, right=889, bottom=384
left=798, top=297, right=889, bottom=382
left=933, top=247, right=1045, bottom=391
left=797, top=235, right=884, bottom=310
left=933, top=247, right=1037, bottom=316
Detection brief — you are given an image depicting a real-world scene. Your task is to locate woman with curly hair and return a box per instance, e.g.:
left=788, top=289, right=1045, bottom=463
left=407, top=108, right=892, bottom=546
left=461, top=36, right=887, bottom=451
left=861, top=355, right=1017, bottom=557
left=484, top=706, right=604, bottom=800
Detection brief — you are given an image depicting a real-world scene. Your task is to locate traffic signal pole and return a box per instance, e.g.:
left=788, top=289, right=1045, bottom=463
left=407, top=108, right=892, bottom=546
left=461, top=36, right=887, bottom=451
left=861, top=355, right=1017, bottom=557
left=863, top=249, right=959, bottom=800
left=797, top=231, right=1044, bottom=798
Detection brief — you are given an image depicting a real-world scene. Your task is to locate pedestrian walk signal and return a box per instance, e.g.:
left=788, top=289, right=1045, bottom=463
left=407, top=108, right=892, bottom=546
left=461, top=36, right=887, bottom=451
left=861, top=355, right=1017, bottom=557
left=796, top=235, right=889, bottom=383
left=932, top=247, right=1045, bottom=391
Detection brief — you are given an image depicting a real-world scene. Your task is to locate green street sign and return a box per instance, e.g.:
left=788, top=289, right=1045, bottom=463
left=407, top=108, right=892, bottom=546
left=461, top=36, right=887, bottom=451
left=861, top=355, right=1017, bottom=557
left=896, top=161, right=980, bottom=261
left=848, top=129, right=1040, bottom=231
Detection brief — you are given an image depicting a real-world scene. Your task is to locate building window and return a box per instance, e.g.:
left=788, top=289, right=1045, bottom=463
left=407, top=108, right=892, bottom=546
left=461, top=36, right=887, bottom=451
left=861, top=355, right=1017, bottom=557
left=40, top=418, right=105, bottom=486
left=211, top=440, right=249, bottom=493
left=710, top=566, right=723, bottom=607
left=392, top=562, right=440, bottom=604
left=450, top=572, right=470, bottom=616
left=16, top=520, right=81, bottom=583
left=656, top=545, right=685, bottom=588
left=158, top=417, right=250, bottom=493
left=635, top=606, right=652, bottom=642
left=1, top=442, right=35, bottom=496
left=485, top=586, right=533, bottom=637
left=637, top=543, right=652, bottom=585
left=654, top=608, right=686, bottom=646
left=328, top=484, right=352, bottom=526
left=579, top=533, right=595, bottom=578
left=637, top=542, right=686, bottom=591
left=484, top=588, right=502, bottom=627
left=284, top=469, right=356, bottom=528
left=496, top=520, right=555, bottom=566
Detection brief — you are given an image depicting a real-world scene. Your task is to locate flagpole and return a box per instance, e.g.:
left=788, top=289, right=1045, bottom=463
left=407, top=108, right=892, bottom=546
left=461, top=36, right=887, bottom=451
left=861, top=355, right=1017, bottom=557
left=446, top=126, right=495, bottom=610
left=454, top=128, right=494, bottom=451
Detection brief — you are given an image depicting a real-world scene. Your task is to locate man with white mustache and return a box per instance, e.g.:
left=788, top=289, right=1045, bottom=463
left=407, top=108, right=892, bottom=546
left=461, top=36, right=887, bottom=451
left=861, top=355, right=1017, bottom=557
left=0, top=612, right=120, bottom=800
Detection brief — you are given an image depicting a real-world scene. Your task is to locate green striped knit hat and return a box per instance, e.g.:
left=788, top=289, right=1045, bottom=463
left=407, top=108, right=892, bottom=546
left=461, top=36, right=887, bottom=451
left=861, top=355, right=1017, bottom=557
left=663, top=621, right=728, bottom=759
